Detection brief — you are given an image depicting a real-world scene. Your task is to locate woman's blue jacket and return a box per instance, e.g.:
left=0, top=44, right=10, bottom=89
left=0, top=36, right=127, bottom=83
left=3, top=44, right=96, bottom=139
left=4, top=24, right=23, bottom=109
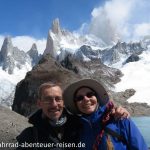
left=78, top=105, right=148, bottom=150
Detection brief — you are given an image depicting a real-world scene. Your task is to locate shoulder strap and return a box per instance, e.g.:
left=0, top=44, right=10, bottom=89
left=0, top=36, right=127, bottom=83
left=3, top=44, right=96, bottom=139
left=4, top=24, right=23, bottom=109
left=92, top=102, right=114, bottom=150
left=105, top=127, right=129, bottom=147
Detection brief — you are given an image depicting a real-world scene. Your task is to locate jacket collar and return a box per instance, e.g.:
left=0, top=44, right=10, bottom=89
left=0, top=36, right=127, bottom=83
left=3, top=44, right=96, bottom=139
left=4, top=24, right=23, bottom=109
left=80, top=104, right=107, bottom=124
left=28, top=108, right=69, bottom=126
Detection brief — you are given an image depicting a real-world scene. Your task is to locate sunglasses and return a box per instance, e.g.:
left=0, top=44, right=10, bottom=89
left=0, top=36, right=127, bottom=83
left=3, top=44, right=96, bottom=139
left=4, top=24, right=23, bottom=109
left=74, top=91, right=96, bottom=102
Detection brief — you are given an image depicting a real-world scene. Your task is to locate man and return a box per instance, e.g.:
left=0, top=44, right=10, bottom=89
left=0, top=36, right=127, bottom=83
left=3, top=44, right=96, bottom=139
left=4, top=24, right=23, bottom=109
left=16, top=82, right=129, bottom=150
left=16, top=82, right=81, bottom=150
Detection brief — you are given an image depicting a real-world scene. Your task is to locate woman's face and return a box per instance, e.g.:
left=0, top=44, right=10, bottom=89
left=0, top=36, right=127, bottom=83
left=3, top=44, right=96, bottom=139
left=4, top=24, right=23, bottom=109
left=74, top=87, right=98, bottom=114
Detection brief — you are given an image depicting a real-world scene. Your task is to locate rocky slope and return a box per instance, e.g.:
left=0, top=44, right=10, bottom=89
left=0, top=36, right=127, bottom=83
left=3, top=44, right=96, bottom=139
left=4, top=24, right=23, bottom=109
left=12, top=52, right=150, bottom=117
left=111, top=89, right=150, bottom=116
left=0, top=106, right=31, bottom=149
left=12, top=54, right=82, bottom=116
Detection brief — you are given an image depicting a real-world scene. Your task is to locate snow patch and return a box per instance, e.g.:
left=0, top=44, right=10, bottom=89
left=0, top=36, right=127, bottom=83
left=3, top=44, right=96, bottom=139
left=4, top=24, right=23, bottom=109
left=114, top=51, right=150, bottom=105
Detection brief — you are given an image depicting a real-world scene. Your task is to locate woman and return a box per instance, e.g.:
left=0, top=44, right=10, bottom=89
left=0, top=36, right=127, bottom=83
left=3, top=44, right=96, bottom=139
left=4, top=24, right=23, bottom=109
left=63, top=79, right=148, bottom=150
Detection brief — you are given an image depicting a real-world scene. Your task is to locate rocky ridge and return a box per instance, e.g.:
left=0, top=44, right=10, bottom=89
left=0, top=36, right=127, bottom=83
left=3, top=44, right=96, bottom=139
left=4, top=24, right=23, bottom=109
left=100, top=41, right=145, bottom=65
left=72, top=41, right=146, bottom=65
left=112, top=89, right=150, bottom=116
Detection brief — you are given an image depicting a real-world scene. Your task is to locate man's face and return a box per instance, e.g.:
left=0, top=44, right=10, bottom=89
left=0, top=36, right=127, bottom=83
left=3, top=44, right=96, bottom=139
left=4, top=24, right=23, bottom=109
left=38, top=86, right=64, bottom=121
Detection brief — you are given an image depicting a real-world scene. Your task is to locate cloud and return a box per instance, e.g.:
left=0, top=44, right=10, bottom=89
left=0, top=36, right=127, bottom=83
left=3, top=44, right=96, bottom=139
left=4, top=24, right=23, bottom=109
left=0, top=35, right=46, bottom=54
left=84, top=0, right=150, bottom=44
left=133, top=23, right=150, bottom=39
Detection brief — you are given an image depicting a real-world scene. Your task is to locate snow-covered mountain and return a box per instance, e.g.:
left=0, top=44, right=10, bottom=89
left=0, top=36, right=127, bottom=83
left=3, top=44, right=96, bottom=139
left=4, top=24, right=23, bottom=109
left=1, top=18, right=150, bottom=108
left=0, top=67, right=29, bottom=108
left=75, top=41, right=150, bottom=105
left=44, top=18, right=150, bottom=105
left=0, top=37, right=31, bottom=74
left=43, top=18, right=108, bottom=57
left=0, top=37, right=41, bottom=107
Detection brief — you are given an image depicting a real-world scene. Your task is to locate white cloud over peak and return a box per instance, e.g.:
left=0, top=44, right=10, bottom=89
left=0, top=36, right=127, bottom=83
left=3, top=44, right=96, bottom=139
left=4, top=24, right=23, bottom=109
left=133, top=23, right=150, bottom=39
left=86, top=0, right=150, bottom=44
left=0, top=35, right=46, bottom=54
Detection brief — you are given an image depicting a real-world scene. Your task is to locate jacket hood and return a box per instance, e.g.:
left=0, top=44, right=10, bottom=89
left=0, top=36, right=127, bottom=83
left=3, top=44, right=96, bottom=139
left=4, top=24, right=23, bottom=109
left=28, top=109, right=42, bottom=125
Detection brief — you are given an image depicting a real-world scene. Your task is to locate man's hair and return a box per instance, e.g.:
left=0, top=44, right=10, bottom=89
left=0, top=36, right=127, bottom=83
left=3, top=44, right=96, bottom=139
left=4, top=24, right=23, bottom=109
left=38, top=82, right=62, bottom=99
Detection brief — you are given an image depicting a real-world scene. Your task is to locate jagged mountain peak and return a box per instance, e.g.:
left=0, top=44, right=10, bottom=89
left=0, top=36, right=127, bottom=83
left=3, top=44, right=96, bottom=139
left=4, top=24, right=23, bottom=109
left=43, top=18, right=68, bottom=57
left=113, top=40, right=144, bottom=52
left=0, top=36, right=31, bottom=74
left=30, top=43, right=37, bottom=51
left=43, top=19, right=148, bottom=67
left=2, top=36, right=13, bottom=46
left=43, top=19, right=109, bottom=59
left=74, top=45, right=100, bottom=62
left=0, top=36, right=13, bottom=57
left=51, top=18, right=62, bottom=36
left=44, top=30, right=57, bottom=58
left=0, top=36, right=14, bottom=67
left=99, top=40, right=146, bottom=65
left=27, top=43, right=38, bottom=56
left=27, top=43, right=40, bottom=66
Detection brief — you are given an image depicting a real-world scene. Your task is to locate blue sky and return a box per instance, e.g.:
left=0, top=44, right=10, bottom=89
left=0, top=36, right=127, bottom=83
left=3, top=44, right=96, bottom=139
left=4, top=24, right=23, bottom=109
left=0, top=0, right=150, bottom=52
left=0, top=0, right=103, bottom=38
